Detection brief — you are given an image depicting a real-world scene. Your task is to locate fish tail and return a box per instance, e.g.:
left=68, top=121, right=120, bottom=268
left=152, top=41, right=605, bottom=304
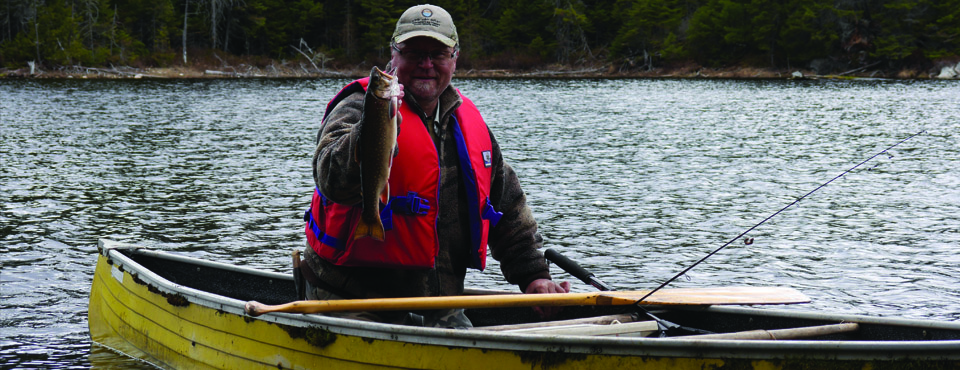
left=353, top=219, right=385, bottom=241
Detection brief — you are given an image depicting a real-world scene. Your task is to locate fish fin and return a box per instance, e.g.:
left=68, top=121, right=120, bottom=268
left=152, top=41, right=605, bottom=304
left=370, top=223, right=385, bottom=241
left=353, top=219, right=385, bottom=241
left=353, top=221, right=369, bottom=240
left=380, top=183, right=390, bottom=206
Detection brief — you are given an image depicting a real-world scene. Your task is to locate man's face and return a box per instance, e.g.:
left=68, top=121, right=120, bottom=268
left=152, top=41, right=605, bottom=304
left=391, top=37, right=457, bottom=108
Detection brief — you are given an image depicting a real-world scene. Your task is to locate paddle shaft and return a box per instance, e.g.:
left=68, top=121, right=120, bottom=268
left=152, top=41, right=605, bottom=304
left=244, top=287, right=810, bottom=316
left=247, top=292, right=612, bottom=316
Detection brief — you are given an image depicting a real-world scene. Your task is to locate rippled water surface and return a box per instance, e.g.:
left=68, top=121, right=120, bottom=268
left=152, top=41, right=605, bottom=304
left=1, top=77, right=958, bottom=368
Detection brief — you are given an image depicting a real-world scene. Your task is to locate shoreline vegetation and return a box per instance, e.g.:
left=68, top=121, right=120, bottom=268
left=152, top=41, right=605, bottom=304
left=4, top=1, right=959, bottom=82
left=3, top=59, right=960, bottom=80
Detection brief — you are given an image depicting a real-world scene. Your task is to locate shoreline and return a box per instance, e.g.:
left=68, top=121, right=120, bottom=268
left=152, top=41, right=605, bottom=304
left=2, top=63, right=958, bottom=80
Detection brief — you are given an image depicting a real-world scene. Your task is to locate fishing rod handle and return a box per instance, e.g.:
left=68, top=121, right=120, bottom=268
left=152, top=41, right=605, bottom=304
left=544, top=248, right=613, bottom=291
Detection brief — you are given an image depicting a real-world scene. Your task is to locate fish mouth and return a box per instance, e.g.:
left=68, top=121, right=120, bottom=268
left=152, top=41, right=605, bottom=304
left=372, top=67, right=399, bottom=100
left=376, top=67, right=396, bottom=80
left=380, top=67, right=402, bottom=84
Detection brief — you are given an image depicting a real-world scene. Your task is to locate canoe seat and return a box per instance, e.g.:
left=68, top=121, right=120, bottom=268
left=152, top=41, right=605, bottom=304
left=473, top=313, right=659, bottom=337
left=502, top=321, right=660, bottom=337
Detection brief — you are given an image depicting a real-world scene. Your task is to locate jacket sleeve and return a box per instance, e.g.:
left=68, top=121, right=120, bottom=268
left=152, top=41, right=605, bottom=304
left=486, top=130, right=552, bottom=292
left=314, top=91, right=365, bottom=205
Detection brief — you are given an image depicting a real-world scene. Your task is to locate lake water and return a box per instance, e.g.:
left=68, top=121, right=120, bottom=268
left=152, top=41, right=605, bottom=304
left=1, top=77, right=958, bottom=368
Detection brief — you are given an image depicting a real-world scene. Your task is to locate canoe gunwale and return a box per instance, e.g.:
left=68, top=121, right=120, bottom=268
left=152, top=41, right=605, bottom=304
left=94, top=239, right=960, bottom=362
left=100, top=240, right=255, bottom=319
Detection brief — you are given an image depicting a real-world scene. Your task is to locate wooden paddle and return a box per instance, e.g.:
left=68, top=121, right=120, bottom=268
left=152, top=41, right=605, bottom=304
left=244, top=286, right=810, bottom=316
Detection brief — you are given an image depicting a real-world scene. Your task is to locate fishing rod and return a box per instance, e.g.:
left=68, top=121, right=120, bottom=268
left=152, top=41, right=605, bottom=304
left=635, top=130, right=926, bottom=304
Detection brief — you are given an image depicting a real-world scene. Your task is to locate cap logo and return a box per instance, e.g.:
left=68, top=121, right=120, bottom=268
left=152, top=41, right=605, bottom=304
left=413, top=17, right=442, bottom=28
left=421, top=9, right=433, bottom=17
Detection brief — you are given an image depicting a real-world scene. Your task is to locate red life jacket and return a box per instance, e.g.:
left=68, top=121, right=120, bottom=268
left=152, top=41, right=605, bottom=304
left=305, top=78, right=502, bottom=270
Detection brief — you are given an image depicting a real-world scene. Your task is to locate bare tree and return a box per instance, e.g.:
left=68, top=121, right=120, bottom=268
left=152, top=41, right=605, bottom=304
left=0, top=0, right=35, bottom=43
left=73, top=0, right=100, bottom=51
left=2, top=0, right=11, bottom=42
left=183, top=0, right=189, bottom=63
left=111, top=3, right=121, bottom=61
left=291, top=38, right=334, bottom=73
left=210, top=0, right=218, bottom=49
left=207, top=0, right=241, bottom=50
left=32, top=0, right=39, bottom=64
left=551, top=0, right=593, bottom=64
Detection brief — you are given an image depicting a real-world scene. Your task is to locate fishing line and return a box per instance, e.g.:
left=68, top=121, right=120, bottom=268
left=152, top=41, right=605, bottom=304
left=635, top=130, right=926, bottom=305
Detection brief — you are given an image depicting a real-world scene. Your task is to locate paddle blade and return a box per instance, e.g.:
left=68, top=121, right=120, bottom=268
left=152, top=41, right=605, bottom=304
left=613, top=287, right=811, bottom=306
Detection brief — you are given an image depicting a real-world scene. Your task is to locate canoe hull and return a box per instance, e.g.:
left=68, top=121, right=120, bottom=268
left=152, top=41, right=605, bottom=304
left=88, top=240, right=960, bottom=370
left=88, top=251, right=731, bottom=369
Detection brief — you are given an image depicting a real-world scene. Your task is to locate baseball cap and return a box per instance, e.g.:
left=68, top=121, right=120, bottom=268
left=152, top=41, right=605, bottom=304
left=392, top=5, right=459, bottom=48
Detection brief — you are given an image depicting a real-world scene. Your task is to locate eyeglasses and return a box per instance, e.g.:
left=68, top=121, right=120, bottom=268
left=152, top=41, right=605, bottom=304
left=392, top=44, right=457, bottom=65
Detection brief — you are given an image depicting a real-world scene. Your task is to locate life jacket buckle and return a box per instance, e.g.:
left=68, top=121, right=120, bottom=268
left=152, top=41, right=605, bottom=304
left=391, top=191, right=430, bottom=216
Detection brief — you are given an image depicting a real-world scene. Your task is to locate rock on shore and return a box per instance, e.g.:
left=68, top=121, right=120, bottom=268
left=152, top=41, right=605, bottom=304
left=937, top=62, right=960, bottom=79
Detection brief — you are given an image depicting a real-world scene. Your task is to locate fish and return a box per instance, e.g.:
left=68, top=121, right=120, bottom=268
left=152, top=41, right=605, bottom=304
left=354, top=66, right=401, bottom=241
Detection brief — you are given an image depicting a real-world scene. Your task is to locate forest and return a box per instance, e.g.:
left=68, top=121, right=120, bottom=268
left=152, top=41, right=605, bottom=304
left=1, top=0, right=958, bottom=76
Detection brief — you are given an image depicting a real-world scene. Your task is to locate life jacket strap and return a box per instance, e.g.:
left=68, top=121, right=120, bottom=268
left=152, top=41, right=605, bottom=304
left=304, top=209, right=346, bottom=250
left=316, top=187, right=330, bottom=206
left=380, top=200, right=394, bottom=231
left=481, top=198, right=502, bottom=227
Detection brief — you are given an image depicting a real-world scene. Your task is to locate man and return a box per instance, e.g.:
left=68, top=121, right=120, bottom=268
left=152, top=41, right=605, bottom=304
left=301, top=4, right=569, bottom=328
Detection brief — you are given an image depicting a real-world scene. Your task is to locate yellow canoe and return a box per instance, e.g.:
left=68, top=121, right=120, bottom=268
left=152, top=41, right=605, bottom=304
left=89, top=239, right=960, bottom=369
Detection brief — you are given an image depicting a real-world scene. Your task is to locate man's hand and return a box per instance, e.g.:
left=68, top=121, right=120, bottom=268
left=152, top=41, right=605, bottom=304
left=525, top=279, right=571, bottom=318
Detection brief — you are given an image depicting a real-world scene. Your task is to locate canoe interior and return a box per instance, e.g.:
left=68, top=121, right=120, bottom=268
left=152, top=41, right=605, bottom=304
left=127, top=249, right=297, bottom=306
left=122, top=248, right=960, bottom=341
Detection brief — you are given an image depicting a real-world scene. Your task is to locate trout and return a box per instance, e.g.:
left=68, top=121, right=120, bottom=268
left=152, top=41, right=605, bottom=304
left=354, top=66, right=401, bottom=241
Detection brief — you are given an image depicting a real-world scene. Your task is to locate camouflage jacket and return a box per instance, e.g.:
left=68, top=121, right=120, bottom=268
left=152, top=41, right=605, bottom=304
left=303, top=82, right=551, bottom=299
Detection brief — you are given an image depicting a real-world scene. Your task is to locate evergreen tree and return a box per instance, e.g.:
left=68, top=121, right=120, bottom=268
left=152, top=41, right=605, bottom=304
left=492, top=0, right=553, bottom=57
left=926, top=0, right=960, bottom=60
left=611, top=0, right=685, bottom=67
left=234, top=0, right=324, bottom=58
left=1, top=0, right=957, bottom=71
left=356, top=0, right=396, bottom=60
left=686, top=0, right=727, bottom=65
left=778, top=0, right=839, bottom=66
left=872, top=0, right=960, bottom=63
left=549, top=0, right=593, bottom=63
